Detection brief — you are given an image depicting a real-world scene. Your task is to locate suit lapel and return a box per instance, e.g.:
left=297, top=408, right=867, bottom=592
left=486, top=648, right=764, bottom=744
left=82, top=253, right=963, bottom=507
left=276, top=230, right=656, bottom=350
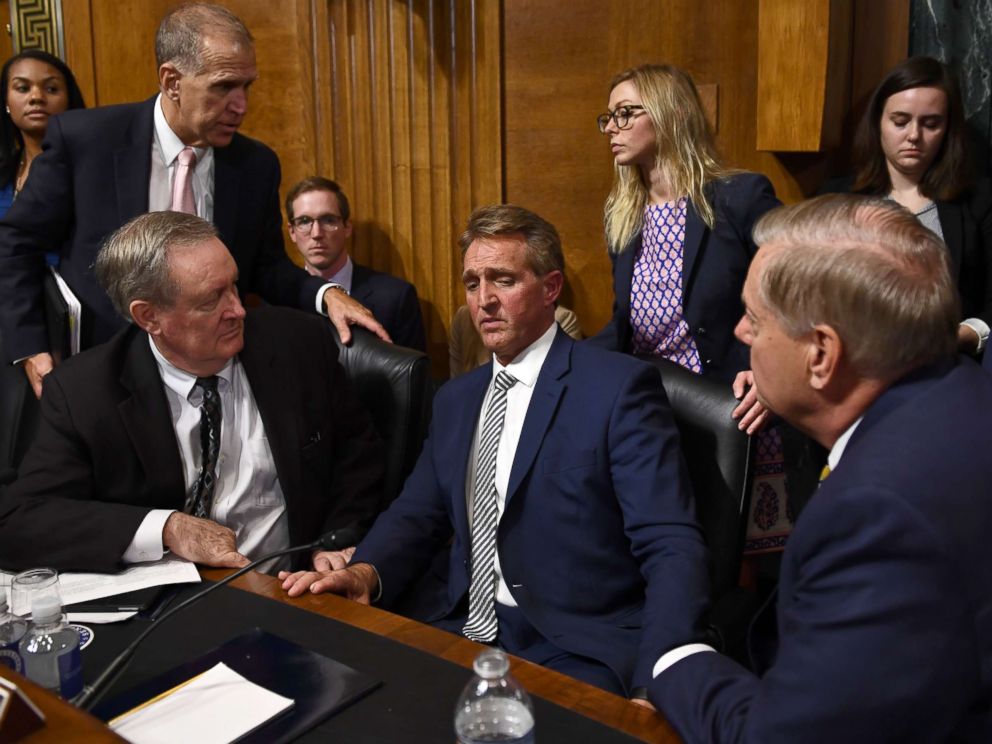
left=505, top=330, right=569, bottom=505
left=238, top=321, right=300, bottom=496
left=936, top=201, right=963, bottom=280
left=213, top=144, right=242, bottom=248
left=113, top=97, right=155, bottom=224
left=452, top=367, right=492, bottom=540
left=118, top=329, right=185, bottom=505
left=349, top=263, right=374, bottom=305
left=682, top=196, right=706, bottom=297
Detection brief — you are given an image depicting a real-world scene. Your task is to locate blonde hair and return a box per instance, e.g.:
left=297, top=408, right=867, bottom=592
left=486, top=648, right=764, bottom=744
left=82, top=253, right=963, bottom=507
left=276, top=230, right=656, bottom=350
left=604, top=64, right=730, bottom=253
left=754, top=194, right=958, bottom=379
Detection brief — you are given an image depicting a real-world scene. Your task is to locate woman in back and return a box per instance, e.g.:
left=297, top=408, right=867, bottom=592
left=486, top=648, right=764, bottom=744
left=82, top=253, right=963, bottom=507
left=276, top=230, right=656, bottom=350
left=822, top=56, right=992, bottom=356
left=0, top=49, right=85, bottom=216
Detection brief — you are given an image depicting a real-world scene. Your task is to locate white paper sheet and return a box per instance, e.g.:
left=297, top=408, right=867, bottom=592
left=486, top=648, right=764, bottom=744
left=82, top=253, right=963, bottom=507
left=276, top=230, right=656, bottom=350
left=109, top=662, right=294, bottom=744
left=1, top=555, right=200, bottom=607
left=49, top=267, right=82, bottom=355
left=66, top=611, right=138, bottom=624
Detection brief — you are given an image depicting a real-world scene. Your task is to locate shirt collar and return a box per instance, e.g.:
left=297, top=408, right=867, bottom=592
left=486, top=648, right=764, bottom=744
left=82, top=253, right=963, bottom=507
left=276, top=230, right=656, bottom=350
left=154, top=93, right=210, bottom=167
left=148, top=334, right=235, bottom=401
left=306, top=254, right=353, bottom=292
left=491, top=321, right=557, bottom=389
left=826, top=416, right=864, bottom=472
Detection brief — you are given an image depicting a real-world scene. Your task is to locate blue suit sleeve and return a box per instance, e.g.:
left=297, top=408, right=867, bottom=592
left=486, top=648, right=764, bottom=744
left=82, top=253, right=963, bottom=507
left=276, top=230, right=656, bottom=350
left=649, top=489, right=975, bottom=743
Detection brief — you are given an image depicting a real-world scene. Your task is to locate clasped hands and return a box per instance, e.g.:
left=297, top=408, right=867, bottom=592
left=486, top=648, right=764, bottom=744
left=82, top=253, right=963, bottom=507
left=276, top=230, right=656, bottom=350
left=278, top=547, right=379, bottom=604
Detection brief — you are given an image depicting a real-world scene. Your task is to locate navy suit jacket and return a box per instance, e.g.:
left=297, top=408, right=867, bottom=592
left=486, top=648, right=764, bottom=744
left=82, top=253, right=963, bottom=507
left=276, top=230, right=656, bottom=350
left=0, top=96, right=324, bottom=360
left=649, top=357, right=992, bottom=743
left=350, top=262, right=426, bottom=351
left=590, top=173, right=780, bottom=383
left=0, top=307, right=384, bottom=573
left=353, top=328, right=710, bottom=691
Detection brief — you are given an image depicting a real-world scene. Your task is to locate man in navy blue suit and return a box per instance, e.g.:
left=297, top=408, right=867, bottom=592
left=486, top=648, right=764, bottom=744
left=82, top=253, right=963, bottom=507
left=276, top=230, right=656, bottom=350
left=280, top=204, right=709, bottom=696
left=285, top=177, right=426, bottom=351
left=0, top=3, right=385, bottom=399
left=648, top=194, right=992, bottom=742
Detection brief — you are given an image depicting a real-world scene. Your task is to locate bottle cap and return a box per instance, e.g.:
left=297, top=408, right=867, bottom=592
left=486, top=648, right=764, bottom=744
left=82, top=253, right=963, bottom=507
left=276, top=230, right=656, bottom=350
left=473, top=649, right=510, bottom=679
left=30, top=595, right=62, bottom=624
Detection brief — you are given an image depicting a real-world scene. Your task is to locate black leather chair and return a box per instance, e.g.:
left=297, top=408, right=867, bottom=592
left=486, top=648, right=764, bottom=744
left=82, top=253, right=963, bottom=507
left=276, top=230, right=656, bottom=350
left=636, top=355, right=754, bottom=602
left=331, top=327, right=434, bottom=509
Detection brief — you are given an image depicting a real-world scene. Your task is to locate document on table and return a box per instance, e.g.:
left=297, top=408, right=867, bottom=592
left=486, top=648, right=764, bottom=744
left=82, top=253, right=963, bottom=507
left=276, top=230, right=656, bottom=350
left=108, top=662, right=294, bottom=744
left=0, top=555, right=200, bottom=606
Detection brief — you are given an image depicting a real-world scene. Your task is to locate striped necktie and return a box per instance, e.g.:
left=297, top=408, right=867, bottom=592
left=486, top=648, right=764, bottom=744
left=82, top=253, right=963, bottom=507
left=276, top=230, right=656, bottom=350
left=462, top=370, right=517, bottom=642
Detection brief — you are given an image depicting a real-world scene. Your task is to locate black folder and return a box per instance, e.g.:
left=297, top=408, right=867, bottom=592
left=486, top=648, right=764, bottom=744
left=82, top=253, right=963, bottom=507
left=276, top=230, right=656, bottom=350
left=42, top=270, right=71, bottom=363
left=92, top=628, right=381, bottom=743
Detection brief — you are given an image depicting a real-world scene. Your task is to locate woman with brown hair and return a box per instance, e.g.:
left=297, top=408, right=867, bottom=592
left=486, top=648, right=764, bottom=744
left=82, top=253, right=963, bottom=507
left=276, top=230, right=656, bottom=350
left=822, top=56, right=992, bottom=355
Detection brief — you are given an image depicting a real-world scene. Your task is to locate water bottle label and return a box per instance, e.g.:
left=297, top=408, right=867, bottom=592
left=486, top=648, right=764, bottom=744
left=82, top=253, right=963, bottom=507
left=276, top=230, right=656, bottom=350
left=57, top=645, right=83, bottom=700
left=0, top=640, right=23, bottom=673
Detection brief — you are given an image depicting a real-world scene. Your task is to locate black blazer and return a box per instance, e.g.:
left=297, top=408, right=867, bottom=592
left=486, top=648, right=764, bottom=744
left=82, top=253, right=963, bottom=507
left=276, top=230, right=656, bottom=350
left=820, top=176, right=992, bottom=325
left=350, top=262, right=426, bottom=351
left=0, top=96, right=325, bottom=361
left=590, top=173, right=781, bottom=383
left=0, top=306, right=384, bottom=573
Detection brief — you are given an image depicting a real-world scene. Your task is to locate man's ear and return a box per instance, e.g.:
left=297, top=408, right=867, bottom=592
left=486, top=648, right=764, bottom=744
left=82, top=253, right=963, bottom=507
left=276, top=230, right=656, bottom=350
left=159, top=63, right=182, bottom=103
left=808, top=324, right=842, bottom=391
left=542, top=270, right=564, bottom=306
left=130, top=300, right=161, bottom=335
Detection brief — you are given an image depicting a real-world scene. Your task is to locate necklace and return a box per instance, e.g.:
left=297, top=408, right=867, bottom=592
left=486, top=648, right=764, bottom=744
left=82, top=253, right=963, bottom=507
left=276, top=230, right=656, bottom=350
left=14, top=155, right=28, bottom=193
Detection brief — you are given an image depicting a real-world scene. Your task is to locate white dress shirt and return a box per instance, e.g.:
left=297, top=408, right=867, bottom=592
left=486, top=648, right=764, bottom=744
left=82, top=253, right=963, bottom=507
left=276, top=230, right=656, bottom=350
left=650, top=416, right=866, bottom=678
left=463, top=321, right=557, bottom=607
left=150, top=94, right=214, bottom=219
left=306, top=255, right=354, bottom=293
left=122, top=338, right=291, bottom=573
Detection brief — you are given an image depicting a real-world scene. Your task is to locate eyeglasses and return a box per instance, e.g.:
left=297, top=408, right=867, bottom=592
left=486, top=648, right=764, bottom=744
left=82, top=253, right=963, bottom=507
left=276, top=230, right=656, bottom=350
left=290, top=214, right=344, bottom=231
left=596, top=105, right=646, bottom=133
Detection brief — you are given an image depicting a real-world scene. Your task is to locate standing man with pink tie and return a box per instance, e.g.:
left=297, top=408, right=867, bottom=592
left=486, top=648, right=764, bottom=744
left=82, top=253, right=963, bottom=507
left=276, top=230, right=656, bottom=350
left=0, top=3, right=387, bottom=398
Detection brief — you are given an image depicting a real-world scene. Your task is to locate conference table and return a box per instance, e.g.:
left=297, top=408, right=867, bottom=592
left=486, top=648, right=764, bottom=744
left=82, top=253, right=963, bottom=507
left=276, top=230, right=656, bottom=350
left=4, top=569, right=682, bottom=743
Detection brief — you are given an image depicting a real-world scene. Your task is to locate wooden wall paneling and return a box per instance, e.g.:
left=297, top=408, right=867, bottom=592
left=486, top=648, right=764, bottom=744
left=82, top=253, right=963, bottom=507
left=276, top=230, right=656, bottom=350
left=756, top=0, right=853, bottom=152
left=0, top=1, right=13, bottom=68
left=321, top=0, right=501, bottom=375
left=59, top=0, right=96, bottom=106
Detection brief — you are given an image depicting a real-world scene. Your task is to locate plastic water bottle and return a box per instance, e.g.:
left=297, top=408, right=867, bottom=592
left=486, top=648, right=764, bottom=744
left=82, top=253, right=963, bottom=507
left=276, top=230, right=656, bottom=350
left=454, top=649, right=535, bottom=743
left=0, top=588, right=28, bottom=674
left=19, top=595, right=83, bottom=702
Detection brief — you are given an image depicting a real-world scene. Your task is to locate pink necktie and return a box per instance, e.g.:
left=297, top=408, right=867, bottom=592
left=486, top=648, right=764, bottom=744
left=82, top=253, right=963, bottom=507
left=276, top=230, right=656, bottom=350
left=170, top=147, right=197, bottom=215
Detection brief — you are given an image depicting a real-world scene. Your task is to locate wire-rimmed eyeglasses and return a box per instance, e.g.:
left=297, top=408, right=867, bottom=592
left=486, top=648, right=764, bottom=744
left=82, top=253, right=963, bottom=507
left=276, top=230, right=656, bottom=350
left=596, top=105, right=646, bottom=133
left=289, top=214, right=344, bottom=232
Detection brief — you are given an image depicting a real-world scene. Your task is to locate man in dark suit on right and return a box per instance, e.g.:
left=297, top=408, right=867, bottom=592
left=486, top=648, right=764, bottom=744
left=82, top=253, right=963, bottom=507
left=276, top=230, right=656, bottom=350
left=649, top=194, right=992, bottom=742
left=285, top=177, right=426, bottom=351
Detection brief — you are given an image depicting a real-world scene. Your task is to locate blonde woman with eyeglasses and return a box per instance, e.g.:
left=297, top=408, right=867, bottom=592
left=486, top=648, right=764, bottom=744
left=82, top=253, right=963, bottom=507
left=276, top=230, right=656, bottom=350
left=590, top=64, right=799, bottom=555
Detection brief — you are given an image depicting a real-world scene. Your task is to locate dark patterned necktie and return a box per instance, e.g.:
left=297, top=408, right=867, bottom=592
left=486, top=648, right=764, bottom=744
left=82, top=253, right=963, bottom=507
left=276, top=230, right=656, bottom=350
left=462, top=370, right=517, bottom=643
left=185, top=375, right=221, bottom=518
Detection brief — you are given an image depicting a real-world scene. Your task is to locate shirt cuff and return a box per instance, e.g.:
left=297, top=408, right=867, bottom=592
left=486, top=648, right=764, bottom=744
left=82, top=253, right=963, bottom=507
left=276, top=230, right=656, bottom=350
left=652, top=643, right=716, bottom=678
left=316, top=282, right=347, bottom=315
left=961, top=318, right=990, bottom=354
left=121, top=509, right=176, bottom=563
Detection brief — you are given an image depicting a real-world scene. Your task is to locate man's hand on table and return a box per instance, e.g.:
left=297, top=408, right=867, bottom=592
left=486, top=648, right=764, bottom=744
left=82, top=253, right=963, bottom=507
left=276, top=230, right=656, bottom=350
left=162, top=512, right=250, bottom=568
left=311, top=546, right=356, bottom=571
left=278, top=562, right=378, bottom=604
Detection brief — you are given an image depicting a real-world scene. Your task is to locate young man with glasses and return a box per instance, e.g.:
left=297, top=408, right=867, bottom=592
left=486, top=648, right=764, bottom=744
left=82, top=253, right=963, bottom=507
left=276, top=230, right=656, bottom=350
left=286, top=177, right=426, bottom=351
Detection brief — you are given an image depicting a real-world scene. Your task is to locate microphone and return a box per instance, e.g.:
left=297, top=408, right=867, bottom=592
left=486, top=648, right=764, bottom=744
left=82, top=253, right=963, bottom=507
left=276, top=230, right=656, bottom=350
left=76, top=526, right=363, bottom=711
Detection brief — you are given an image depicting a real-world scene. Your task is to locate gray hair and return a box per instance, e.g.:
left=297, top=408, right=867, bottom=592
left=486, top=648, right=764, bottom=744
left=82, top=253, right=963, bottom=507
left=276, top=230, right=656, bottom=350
left=95, top=211, right=219, bottom=321
left=753, top=194, right=958, bottom=379
left=457, top=204, right=564, bottom=277
left=155, top=3, right=253, bottom=74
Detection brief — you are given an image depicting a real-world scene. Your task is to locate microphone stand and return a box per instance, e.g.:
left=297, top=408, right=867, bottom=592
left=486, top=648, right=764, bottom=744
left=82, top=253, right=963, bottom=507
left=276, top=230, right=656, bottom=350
left=77, top=528, right=357, bottom=712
